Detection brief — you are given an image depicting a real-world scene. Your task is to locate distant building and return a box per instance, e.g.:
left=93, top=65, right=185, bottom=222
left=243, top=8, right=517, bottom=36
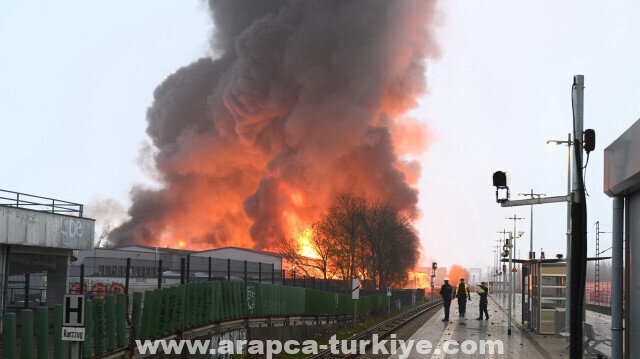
left=468, top=267, right=483, bottom=286
left=193, top=247, right=282, bottom=270
left=67, top=245, right=284, bottom=297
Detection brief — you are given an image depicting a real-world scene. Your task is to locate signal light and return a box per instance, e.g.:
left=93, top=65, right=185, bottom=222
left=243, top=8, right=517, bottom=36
left=583, top=129, right=595, bottom=153
left=493, top=171, right=508, bottom=187
left=492, top=171, right=510, bottom=203
left=432, top=262, right=437, bottom=270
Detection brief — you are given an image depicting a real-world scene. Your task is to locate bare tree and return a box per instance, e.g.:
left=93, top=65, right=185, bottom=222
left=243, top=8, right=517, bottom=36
left=315, top=194, right=367, bottom=286
left=275, top=234, right=333, bottom=279
left=274, top=194, right=420, bottom=289
left=361, top=201, right=419, bottom=289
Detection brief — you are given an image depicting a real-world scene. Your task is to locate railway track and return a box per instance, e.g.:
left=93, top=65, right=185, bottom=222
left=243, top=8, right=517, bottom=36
left=307, top=299, right=443, bottom=359
left=585, top=302, right=613, bottom=316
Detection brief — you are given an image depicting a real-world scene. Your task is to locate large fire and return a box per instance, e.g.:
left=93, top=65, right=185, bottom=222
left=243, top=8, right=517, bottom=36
left=295, top=227, right=319, bottom=259
left=407, top=264, right=471, bottom=298
left=108, top=1, right=440, bottom=251
left=408, top=271, right=431, bottom=289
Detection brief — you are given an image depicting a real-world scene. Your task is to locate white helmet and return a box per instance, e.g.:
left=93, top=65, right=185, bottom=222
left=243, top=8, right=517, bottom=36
left=444, top=278, right=449, bottom=281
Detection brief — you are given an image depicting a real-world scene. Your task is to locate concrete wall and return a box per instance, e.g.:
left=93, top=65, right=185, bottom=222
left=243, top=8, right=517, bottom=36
left=604, top=119, right=640, bottom=196
left=604, top=118, right=640, bottom=358
left=0, top=206, right=94, bottom=250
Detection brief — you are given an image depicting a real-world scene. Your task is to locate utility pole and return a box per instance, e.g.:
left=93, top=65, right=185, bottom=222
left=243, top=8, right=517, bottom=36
left=569, top=74, right=586, bottom=359
left=593, top=221, right=611, bottom=306
left=595, top=221, right=601, bottom=305
left=493, top=240, right=502, bottom=282
left=492, top=75, right=590, bottom=359
left=495, top=239, right=505, bottom=297
left=497, top=230, right=509, bottom=304
left=519, top=190, right=545, bottom=259
left=506, top=215, right=525, bottom=303
left=507, top=232, right=513, bottom=335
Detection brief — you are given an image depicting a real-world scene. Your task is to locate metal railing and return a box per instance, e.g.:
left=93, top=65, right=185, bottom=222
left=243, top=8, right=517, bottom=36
left=0, top=189, right=84, bottom=217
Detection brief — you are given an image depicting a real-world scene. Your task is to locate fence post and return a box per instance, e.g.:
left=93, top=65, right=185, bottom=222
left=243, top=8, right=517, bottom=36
left=140, top=291, right=153, bottom=340
left=93, top=298, right=105, bottom=356
left=125, top=258, right=131, bottom=294
left=79, top=264, right=84, bottom=295
left=131, top=292, right=143, bottom=344
left=54, top=304, right=64, bottom=359
left=186, top=254, right=191, bottom=284
left=115, top=293, right=127, bottom=348
left=24, top=273, right=30, bottom=309
left=157, top=259, right=163, bottom=289
left=227, top=259, right=231, bottom=281
left=21, top=309, right=33, bottom=359
left=244, top=260, right=247, bottom=283
left=208, top=257, right=212, bottom=282
left=105, top=296, right=116, bottom=351
left=180, top=258, right=186, bottom=285
left=37, top=306, right=49, bottom=359
left=3, top=312, right=16, bottom=359
left=82, top=300, right=93, bottom=359
left=272, top=264, right=275, bottom=284
left=259, top=262, right=262, bottom=283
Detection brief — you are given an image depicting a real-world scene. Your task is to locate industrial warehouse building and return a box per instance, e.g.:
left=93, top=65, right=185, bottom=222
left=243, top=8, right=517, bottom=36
left=67, top=245, right=284, bottom=297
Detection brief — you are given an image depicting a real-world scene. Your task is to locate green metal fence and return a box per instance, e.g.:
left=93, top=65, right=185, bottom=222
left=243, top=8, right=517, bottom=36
left=2, top=281, right=388, bottom=358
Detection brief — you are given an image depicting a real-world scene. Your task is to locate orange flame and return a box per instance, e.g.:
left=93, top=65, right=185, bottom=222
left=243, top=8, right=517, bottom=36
left=279, top=186, right=320, bottom=258
left=296, top=227, right=319, bottom=259
left=407, top=270, right=430, bottom=289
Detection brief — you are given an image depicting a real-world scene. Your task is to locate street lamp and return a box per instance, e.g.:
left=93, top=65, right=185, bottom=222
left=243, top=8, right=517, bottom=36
left=547, top=133, right=572, bottom=333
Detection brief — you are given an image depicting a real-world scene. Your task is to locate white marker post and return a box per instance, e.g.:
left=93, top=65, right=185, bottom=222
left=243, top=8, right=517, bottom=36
left=62, top=294, right=85, bottom=358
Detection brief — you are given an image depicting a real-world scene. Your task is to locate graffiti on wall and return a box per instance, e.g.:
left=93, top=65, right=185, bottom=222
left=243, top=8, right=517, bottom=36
left=211, top=328, right=248, bottom=359
left=62, top=218, right=85, bottom=247
left=69, top=282, right=126, bottom=298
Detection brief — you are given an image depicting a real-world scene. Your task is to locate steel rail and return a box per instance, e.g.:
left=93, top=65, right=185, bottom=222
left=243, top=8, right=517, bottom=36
left=307, top=299, right=443, bottom=359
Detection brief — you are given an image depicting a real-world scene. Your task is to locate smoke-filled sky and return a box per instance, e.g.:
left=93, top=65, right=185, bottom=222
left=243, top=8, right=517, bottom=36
left=2, top=0, right=640, bottom=274
left=107, top=0, right=440, bottom=251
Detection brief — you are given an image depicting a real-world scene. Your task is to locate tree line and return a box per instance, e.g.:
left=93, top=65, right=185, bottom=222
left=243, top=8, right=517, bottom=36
left=277, top=194, right=420, bottom=290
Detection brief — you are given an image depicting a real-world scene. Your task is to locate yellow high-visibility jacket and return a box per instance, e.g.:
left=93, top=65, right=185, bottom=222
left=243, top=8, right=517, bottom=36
left=454, top=283, right=470, bottom=299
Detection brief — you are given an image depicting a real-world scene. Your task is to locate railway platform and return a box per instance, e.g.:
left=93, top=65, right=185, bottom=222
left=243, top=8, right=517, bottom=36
left=389, top=294, right=570, bottom=358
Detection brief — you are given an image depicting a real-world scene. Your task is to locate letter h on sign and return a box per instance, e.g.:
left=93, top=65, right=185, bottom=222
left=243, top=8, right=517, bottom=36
left=63, top=294, right=84, bottom=327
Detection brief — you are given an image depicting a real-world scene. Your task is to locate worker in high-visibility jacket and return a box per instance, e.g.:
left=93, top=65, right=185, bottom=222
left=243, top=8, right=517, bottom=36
left=476, top=281, right=489, bottom=320
left=454, top=278, right=471, bottom=317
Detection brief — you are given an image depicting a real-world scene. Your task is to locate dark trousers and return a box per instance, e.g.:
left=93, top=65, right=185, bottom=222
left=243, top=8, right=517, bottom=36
left=457, top=297, right=467, bottom=316
left=443, top=299, right=451, bottom=319
left=479, top=300, right=489, bottom=319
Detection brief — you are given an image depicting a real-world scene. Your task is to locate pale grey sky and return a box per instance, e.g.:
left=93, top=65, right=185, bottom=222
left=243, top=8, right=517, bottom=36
left=2, top=1, right=638, bottom=274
